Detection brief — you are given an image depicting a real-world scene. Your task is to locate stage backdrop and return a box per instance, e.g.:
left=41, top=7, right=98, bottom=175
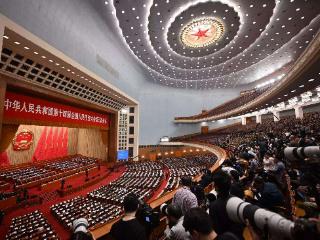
left=0, top=124, right=108, bottom=166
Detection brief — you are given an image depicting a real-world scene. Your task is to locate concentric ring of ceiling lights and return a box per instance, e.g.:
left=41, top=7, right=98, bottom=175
left=166, top=1, right=239, bottom=58
left=180, top=18, right=224, bottom=49
left=109, top=0, right=320, bottom=89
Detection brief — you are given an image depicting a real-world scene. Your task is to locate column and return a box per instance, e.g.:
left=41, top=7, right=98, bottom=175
left=256, top=114, right=262, bottom=124
left=273, top=111, right=280, bottom=122
left=294, top=105, right=303, bottom=119
left=241, top=116, right=247, bottom=125
left=201, top=121, right=209, bottom=134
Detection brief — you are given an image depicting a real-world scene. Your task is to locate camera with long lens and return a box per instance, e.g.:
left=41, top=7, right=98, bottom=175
left=284, top=146, right=320, bottom=164
left=136, top=199, right=160, bottom=229
left=226, top=197, right=320, bottom=239
left=70, top=218, right=93, bottom=240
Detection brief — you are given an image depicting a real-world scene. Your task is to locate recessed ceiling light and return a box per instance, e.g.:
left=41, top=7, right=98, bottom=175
left=104, top=1, right=108, bottom=5
left=33, top=51, right=38, bottom=54
left=24, top=46, right=29, bottom=50
left=41, top=56, right=46, bottom=59
left=132, top=7, right=135, bottom=10
left=308, top=79, right=315, bottom=82
left=14, top=41, right=20, bottom=45
left=296, top=8, right=300, bottom=11
left=3, top=35, right=9, bottom=39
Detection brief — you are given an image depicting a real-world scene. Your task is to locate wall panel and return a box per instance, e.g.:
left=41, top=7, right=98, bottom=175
left=68, top=128, right=79, bottom=155
left=77, top=128, right=108, bottom=161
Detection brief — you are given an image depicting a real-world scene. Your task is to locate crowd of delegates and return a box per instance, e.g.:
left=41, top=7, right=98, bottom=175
left=161, top=155, right=217, bottom=193
left=50, top=161, right=164, bottom=232
left=5, top=210, right=59, bottom=240
left=0, top=167, right=56, bottom=186
left=51, top=196, right=122, bottom=230
left=0, top=156, right=98, bottom=188
left=156, top=112, right=320, bottom=240
left=44, top=155, right=98, bottom=172
left=108, top=112, right=318, bottom=240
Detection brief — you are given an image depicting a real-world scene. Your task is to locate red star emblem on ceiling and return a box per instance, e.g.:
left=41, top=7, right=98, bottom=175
left=191, top=28, right=209, bottom=40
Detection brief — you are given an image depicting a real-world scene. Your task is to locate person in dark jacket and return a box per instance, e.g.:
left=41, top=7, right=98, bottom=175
left=110, top=193, right=147, bottom=240
left=252, top=176, right=284, bottom=211
left=209, top=171, right=244, bottom=239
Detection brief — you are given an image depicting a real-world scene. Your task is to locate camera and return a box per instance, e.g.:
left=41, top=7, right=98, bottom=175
left=70, top=218, right=93, bottom=240
left=226, top=197, right=294, bottom=239
left=284, top=146, right=320, bottom=163
left=136, top=199, right=160, bottom=229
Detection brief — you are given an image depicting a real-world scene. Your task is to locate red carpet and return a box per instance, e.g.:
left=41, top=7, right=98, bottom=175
left=0, top=166, right=126, bottom=240
left=148, top=167, right=169, bottom=203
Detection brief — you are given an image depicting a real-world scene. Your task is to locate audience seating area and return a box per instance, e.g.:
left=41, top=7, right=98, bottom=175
left=0, top=156, right=99, bottom=190
left=5, top=210, right=59, bottom=240
left=51, top=196, right=122, bottom=230
left=175, top=88, right=268, bottom=120
left=0, top=167, right=56, bottom=186
left=162, top=155, right=217, bottom=192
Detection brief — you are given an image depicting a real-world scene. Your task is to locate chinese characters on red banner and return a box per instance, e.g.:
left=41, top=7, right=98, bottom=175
left=3, top=91, right=109, bottom=129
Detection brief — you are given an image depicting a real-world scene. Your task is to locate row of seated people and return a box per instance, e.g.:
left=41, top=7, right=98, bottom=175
left=0, top=167, right=56, bottom=186
left=0, top=180, right=10, bottom=191
left=126, top=161, right=162, bottom=171
left=88, top=186, right=152, bottom=205
left=109, top=161, right=163, bottom=189
left=5, top=210, right=59, bottom=240
left=0, top=156, right=99, bottom=188
left=51, top=196, right=122, bottom=230
left=51, top=161, right=165, bottom=231
left=44, top=156, right=98, bottom=172
left=110, top=174, right=162, bottom=189
left=162, top=155, right=217, bottom=192
left=121, top=170, right=163, bottom=178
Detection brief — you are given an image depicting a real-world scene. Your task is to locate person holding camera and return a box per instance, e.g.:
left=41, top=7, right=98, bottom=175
left=163, top=203, right=191, bottom=240
left=209, top=171, right=244, bottom=239
left=110, top=193, right=147, bottom=240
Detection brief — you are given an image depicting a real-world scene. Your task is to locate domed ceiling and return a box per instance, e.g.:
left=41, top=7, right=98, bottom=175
left=101, top=0, right=320, bottom=89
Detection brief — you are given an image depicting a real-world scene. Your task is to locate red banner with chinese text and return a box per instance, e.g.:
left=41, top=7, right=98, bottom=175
left=3, top=91, right=109, bottom=129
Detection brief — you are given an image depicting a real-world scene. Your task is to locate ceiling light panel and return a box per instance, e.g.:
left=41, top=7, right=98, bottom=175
left=108, top=0, right=320, bottom=89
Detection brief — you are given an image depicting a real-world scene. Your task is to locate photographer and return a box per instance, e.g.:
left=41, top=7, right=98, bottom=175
left=163, top=204, right=190, bottom=240
left=251, top=175, right=284, bottom=211
left=110, top=193, right=147, bottom=240
left=209, top=170, right=244, bottom=239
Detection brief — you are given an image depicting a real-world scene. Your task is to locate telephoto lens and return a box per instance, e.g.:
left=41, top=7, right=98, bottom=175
left=70, top=218, right=93, bottom=240
left=226, top=197, right=294, bottom=239
left=284, top=146, right=320, bottom=163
